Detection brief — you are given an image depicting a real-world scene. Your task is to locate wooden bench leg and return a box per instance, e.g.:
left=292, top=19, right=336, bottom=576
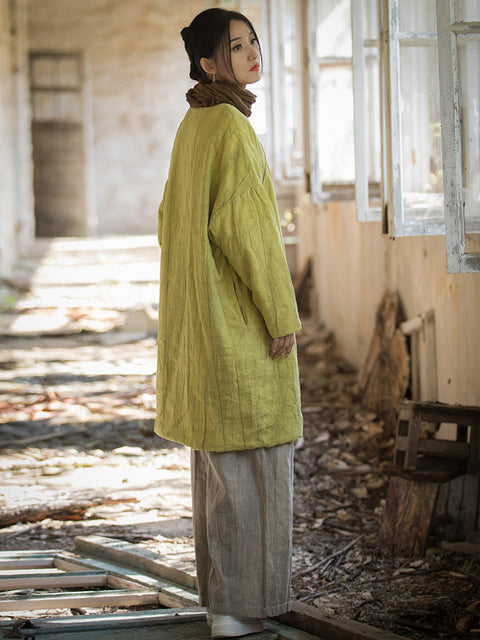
left=394, top=405, right=422, bottom=470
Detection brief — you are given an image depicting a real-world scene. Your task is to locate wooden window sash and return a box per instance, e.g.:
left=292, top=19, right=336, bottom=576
left=436, top=0, right=480, bottom=273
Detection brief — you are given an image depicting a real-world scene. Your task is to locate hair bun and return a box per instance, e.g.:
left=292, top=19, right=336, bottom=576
left=180, top=26, right=189, bottom=43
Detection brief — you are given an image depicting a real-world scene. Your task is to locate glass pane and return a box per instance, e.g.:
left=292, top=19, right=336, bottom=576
left=455, top=0, right=480, bottom=22
left=32, top=90, right=82, bottom=122
left=458, top=34, right=480, bottom=226
left=363, top=0, right=379, bottom=41
left=399, top=0, right=437, bottom=32
left=399, top=43, right=444, bottom=219
left=315, top=0, right=351, bottom=58
left=283, top=0, right=297, bottom=67
left=366, top=54, right=382, bottom=205
left=317, top=66, right=355, bottom=182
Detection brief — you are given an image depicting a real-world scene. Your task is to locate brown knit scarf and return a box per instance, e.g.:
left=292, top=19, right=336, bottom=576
left=186, top=81, right=256, bottom=118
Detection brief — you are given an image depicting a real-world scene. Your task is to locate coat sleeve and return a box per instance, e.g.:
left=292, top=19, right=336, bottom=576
left=208, top=181, right=301, bottom=339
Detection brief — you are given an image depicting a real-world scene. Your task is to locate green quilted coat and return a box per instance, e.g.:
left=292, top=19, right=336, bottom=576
left=155, top=103, right=302, bottom=451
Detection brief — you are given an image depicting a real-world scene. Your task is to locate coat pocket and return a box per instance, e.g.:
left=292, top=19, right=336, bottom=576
left=232, top=280, right=248, bottom=325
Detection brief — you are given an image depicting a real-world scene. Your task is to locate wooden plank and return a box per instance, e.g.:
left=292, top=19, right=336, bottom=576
left=14, top=607, right=206, bottom=633
left=0, top=570, right=107, bottom=590
left=0, top=558, right=54, bottom=570
left=13, top=608, right=206, bottom=632
left=418, top=438, right=470, bottom=459
left=0, top=589, right=159, bottom=612
left=53, top=554, right=162, bottom=588
left=53, top=554, right=199, bottom=608
left=276, top=600, right=409, bottom=640
left=391, top=456, right=467, bottom=483
left=0, top=568, right=61, bottom=576
left=0, top=550, right=60, bottom=559
left=74, top=535, right=197, bottom=591
left=403, top=400, right=480, bottom=424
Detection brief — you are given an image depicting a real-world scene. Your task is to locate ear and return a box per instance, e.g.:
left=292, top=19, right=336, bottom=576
left=200, top=57, right=217, bottom=76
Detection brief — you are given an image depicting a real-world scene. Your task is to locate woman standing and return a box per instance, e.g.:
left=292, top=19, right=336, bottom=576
left=155, top=8, right=302, bottom=638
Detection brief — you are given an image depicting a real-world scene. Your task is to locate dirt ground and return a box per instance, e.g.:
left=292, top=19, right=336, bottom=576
left=1, top=237, right=479, bottom=640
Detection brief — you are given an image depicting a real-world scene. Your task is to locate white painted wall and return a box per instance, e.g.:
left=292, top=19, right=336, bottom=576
left=0, top=0, right=18, bottom=277
left=297, top=199, right=480, bottom=406
left=28, top=0, right=204, bottom=235
left=0, top=0, right=33, bottom=278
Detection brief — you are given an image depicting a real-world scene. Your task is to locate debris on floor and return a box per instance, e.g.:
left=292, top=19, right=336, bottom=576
left=1, top=237, right=480, bottom=640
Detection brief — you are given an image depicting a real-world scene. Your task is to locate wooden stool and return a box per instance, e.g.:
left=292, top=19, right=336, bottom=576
left=381, top=400, right=480, bottom=555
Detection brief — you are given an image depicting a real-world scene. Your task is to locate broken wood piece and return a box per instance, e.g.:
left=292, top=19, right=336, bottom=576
left=293, top=534, right=364, bottom=580
left=0, top=422, right=100, bottom=448
left=74, top=535, right=198, bottom=591
left=356, top=290, right=409, bottom=439
left=0, top=494, right=136, bottom=528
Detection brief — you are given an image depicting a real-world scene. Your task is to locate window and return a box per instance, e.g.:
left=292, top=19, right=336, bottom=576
left=351, top=0, right=383, bottom=221
left=380, top=0, right=445, bottom=237
left=267, top=0, right=303, bottom=182
left=436, top=0, right=480, bottom=273
left=307, top=0, right=355, bottom=203
left=30, top=53, right=83, bottom=123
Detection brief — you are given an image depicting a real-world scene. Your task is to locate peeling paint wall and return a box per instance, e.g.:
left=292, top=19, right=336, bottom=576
left=28, top=0, right=204, bottom=235
left=0, top=0, right=17, bottom=276
left=0, top=0, right=33, bottom=278
left=297, top=199, right=480, bottom=406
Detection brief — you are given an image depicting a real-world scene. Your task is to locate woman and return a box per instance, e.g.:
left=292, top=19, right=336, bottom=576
left=155, top=8, right=302, bottom=638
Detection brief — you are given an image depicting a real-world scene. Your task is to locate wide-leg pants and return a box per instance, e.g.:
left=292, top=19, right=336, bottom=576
left=191, top=442, right=294, bottom=619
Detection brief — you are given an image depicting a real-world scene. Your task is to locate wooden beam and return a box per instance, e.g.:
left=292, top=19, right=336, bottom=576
left=276, top=600, right=409, bottom=640
left=418, top=438, right=470, bottom=459
left=74, top=535, right=198, bottom=591
left=0, top=589, right=159, bottom=612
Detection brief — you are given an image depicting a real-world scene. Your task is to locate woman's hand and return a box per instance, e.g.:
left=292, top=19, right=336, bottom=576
left=270, top=333, right=295, bottom=359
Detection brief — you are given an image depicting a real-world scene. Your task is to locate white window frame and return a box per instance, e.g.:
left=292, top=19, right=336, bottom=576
left=267, top=0, right=304, bottom=183
left=351, top=0, right=382, bottom=222
left=436, top=0, right=480, bottom=273
left=306, top=0, right=324, bottom=204
left=307, top=0, right=356, bottom=205
left=380, top=0, right=446, bottom=237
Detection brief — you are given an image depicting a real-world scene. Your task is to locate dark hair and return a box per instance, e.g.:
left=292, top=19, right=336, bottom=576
left=181, top=8, right=262, bottom=83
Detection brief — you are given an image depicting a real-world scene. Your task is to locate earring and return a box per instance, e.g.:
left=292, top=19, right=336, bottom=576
left=212, top=73, right=215, bottom=82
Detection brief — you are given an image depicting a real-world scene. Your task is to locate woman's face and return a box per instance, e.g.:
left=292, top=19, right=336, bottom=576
left=216, top=19, right=261, bottom=87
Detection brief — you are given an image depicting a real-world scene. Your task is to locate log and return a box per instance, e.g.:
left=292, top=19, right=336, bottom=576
left=379, top=474, right=440, bottom=556
left=0, top=494, right=136, bottom=528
